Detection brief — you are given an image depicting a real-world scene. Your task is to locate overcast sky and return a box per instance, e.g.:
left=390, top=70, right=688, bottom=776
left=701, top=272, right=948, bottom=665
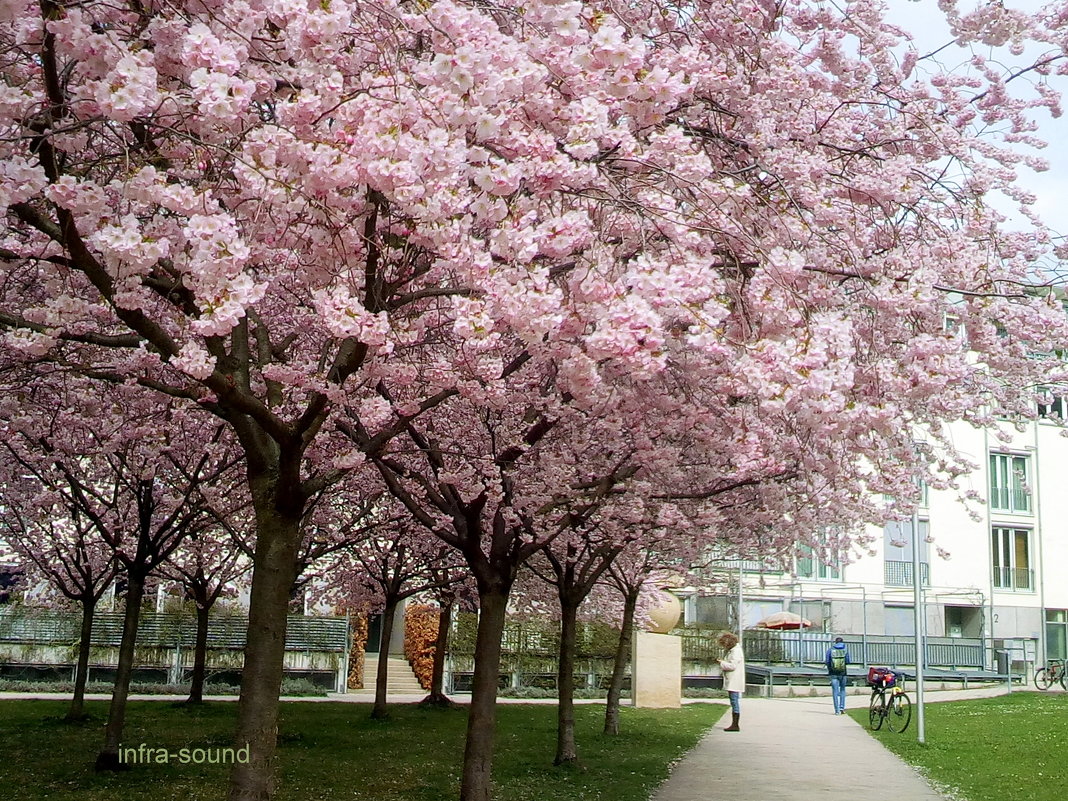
left=884, top=0, right=1068, bottom=240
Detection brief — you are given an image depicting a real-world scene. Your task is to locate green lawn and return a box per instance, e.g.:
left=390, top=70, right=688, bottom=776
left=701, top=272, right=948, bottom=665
left=849, top=691, right=1068, bottom=801
left=0, top=699, right=723, bottom=801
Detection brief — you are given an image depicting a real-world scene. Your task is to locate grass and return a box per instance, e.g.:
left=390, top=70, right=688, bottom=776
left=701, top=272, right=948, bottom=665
left=849, top=691, right=1068, bottom=801
left=0, top=699, right=723, bottom=801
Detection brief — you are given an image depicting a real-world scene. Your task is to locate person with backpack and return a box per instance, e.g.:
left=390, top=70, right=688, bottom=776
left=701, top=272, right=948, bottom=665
left=826, top=636, right=850, bottom=714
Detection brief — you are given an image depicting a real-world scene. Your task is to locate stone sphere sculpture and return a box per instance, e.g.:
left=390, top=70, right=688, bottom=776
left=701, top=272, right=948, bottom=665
left=645, top=591, right=681, bottom=633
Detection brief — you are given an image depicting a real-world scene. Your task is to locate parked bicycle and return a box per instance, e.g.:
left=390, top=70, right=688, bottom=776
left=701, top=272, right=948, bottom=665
left=1034, top=658, right=1066, bottom=691
left=867, top=667, right=912, bottom=733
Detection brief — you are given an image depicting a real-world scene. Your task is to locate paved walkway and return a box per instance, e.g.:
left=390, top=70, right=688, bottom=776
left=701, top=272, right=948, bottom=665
left=651, top=687, right=1010, bottom=801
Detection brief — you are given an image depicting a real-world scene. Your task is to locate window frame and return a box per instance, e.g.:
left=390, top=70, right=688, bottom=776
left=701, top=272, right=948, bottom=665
left=991, top=526, right=1034, bottom=592
left=1037, top=386, right=1068, bottom=421
left=1046, top=610, right=1067, bottom=661
left=796, top=543, right=841, bottom=581
left=989, top=453, right=1032, bottom=515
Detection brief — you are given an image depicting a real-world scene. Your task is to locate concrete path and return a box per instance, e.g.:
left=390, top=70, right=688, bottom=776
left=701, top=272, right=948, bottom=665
left=651, top=688, right=1010, bottom=801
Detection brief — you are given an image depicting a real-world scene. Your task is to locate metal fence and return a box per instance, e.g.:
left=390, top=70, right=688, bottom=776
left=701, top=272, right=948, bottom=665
left=683, top=628, right=985, bottom=669
left=0, top=608, right=348, bottom=652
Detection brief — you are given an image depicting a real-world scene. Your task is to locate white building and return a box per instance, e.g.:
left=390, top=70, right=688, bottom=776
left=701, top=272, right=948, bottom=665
left=684, top=409, right=1068, bottom=674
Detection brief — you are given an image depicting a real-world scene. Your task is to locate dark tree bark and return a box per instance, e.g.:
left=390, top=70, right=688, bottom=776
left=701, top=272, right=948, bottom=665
left=554, top=598, right=580, bottom=765
left=539, top=538, right=622, bottom=762
left=228, top=505, right=301, bottom=801
left=371, top=596, right=398, bottom=719
left=421, top=601, right=455, bottom=707
left=67, top=595, right=96, bottom=721
left=459, top=587, right=509, bottom=801
left=95, top=571, right=146, bottom=769
left=603, top=587, right=639, bottom=736
left=188, top=586, right=211, bottom=704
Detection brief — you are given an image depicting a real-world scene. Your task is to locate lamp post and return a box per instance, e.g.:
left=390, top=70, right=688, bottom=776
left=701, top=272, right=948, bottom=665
left=737, top=559, right=744, bottom=646
left=911, top=506, right=926, bottom=744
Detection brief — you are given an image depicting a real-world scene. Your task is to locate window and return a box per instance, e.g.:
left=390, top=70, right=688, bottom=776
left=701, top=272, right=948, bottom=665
left=1037, top=388, right=1067, bottom=420
left=883, top=521, right=930, bottom=586
left=1046, top=610, right=1068, bottom=661
left=796, top=544, right=840, bottom=581
left=989, top=454, right=1031, bottom=514
left=992, top=527, right=1033, bottom=591
left=884, top=605, right=915, bottom=637
left=944, top=313, right=962, bottom=338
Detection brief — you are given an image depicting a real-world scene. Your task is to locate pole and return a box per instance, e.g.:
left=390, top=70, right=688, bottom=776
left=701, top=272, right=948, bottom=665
left=911, top=507, right=926, bottom=744
left=737, top=560, right=744, bottom=646
left=861, top=586, right=868, bottom=670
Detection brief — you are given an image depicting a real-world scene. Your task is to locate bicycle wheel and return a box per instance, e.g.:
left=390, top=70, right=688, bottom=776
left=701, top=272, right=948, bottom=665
left=1035, top=668, right=1053, bottom=690
left=869, top=691, right=885, bottom=731
left=887, top=692, right=912, bottom=733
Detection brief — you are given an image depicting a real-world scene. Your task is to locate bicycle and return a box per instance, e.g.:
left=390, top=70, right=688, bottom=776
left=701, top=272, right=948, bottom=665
left=867, top=668, right=912, bottom=733
left=1034, top=658, right=1066, bottom=691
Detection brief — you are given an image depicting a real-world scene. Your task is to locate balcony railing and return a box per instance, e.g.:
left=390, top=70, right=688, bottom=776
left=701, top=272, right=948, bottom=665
left=993, top=566, right=1035, bottom=591
left=884, top=560, right=930, bottom=587
left=990, top=488, right=1031, bottom=514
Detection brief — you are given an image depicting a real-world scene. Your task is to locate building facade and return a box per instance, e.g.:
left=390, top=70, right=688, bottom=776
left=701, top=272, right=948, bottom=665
left=683, top=412, right=1068, bottom=674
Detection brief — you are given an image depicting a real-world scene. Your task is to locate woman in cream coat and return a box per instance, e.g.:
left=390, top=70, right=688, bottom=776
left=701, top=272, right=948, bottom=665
left=718, top=632, right=745, bottom=732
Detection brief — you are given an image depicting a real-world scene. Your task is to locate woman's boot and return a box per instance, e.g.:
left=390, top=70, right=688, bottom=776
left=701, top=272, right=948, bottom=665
left=725, top=712, right=740, bottom=731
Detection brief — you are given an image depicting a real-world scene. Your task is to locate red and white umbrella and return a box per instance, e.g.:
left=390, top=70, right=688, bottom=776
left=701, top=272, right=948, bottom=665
left=755, top=611, right=813, bottom=630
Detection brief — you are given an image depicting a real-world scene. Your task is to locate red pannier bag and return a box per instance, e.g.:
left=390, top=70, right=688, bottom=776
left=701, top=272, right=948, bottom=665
left=867, top=667, right=896, bottom=688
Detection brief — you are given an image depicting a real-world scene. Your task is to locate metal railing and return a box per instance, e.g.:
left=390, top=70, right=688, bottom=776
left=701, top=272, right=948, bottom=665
left=990, top=488, right=1031, bottom=514
left=0, top=608, right=348, bottom=652
left=704, top=630, right=986, bottom=669
left=993, top=566, right=1035, bottom=591
left=884, top=560, right=930, bottom=587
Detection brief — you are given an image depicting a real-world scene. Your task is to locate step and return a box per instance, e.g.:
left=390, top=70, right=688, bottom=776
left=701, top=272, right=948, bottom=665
left=360, top=655, right=425, bottom=693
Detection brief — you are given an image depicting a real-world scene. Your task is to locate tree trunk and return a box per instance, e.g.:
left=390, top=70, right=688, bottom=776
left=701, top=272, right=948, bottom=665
left=371, top=597, right=397, bottom=720
left=459, top=588, right=509, bottom=801
left=67, top=595, right=96, bottom=721
left=554, top=598, right=580, bottom=765
left=421, top=601, right=454, bottom=707
left=227, top=510, right=300, bottom=801
left=95, top=572, right=146, bottom=769
left=187, top=590, right=211, bottom=704
left=603, top=588, right=638, bottom=736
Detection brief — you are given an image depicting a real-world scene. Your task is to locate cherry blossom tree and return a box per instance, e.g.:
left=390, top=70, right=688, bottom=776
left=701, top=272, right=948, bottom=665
left=357, top=381, right=652, bottom=797
left=420, top=564, right=477, bottom=708
left=161, top=526, right=250, bottom=704
left=313, top=516, right=466, bottom=719
left=0, top=371, right=240, bottom=745
left=6, top=2, right=1068, bottom=800
left=525, top=501, right=640, bottom=763
left=0, top=378, right=117, bottom=720
left=92, top=413, right=241, bottom=769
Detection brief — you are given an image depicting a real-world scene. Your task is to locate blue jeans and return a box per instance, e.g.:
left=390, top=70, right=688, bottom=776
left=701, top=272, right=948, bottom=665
left=728, top=691, right=741, bottom=714
left=829, top=674, right=847, bottom=713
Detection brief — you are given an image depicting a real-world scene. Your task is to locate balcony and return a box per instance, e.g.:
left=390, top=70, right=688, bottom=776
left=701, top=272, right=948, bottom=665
left=993, top=566, right=1035, bottom=591
left=884, top=560, right=930, bottom=587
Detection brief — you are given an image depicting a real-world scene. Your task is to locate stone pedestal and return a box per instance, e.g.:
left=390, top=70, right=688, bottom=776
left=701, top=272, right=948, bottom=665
left=632, top=630, right=682, bottom=708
